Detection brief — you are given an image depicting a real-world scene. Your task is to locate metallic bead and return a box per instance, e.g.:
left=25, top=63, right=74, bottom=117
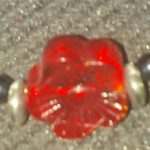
left=7, top=79, right=29, bottom=125
left=0, top=74, right=13, bottom=103
left=124, top=63, right=149, bottom=108
left=136, top=53, right=150, bottom=82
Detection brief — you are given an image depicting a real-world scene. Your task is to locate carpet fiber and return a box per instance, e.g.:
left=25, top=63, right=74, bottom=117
left=0, top=0, right=150, bottom=149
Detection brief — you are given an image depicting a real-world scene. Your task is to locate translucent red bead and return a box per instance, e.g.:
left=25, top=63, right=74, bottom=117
left=26, top=35, right=129, bottom=139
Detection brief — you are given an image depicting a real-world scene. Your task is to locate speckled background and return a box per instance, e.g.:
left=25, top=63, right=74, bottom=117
left=0, top=0, right=150, bottom=150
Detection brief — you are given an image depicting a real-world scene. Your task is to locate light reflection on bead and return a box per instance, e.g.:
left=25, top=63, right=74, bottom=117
left=113, top=103, right=123, bottom=111
left=7, top=79, right=29, bottom=125
left=125, top=63, right=149, bottom=108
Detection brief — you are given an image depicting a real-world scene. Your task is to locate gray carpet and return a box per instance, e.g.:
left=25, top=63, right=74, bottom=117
left=0, top=0, right=150, bottom=149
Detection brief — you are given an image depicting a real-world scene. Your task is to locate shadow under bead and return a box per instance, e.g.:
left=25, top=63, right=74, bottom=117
left=136, top=53, right=150, bottom=82
left=0, top=74, right=13, bottom=103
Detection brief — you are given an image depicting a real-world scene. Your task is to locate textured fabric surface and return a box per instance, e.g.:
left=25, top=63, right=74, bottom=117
left=0, top=0, right=150, bottom=150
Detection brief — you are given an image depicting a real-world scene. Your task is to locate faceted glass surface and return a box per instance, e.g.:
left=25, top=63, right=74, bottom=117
left=26, top=35, right=129, bottom=139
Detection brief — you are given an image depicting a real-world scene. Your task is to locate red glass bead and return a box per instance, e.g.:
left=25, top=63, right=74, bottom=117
left=26, top=35, right=129, bottom=139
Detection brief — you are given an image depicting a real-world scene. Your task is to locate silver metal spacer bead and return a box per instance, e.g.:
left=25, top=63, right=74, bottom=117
left=7, top=79, right=29, bottom=125
left=124, top=62, right=149, bottom=108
